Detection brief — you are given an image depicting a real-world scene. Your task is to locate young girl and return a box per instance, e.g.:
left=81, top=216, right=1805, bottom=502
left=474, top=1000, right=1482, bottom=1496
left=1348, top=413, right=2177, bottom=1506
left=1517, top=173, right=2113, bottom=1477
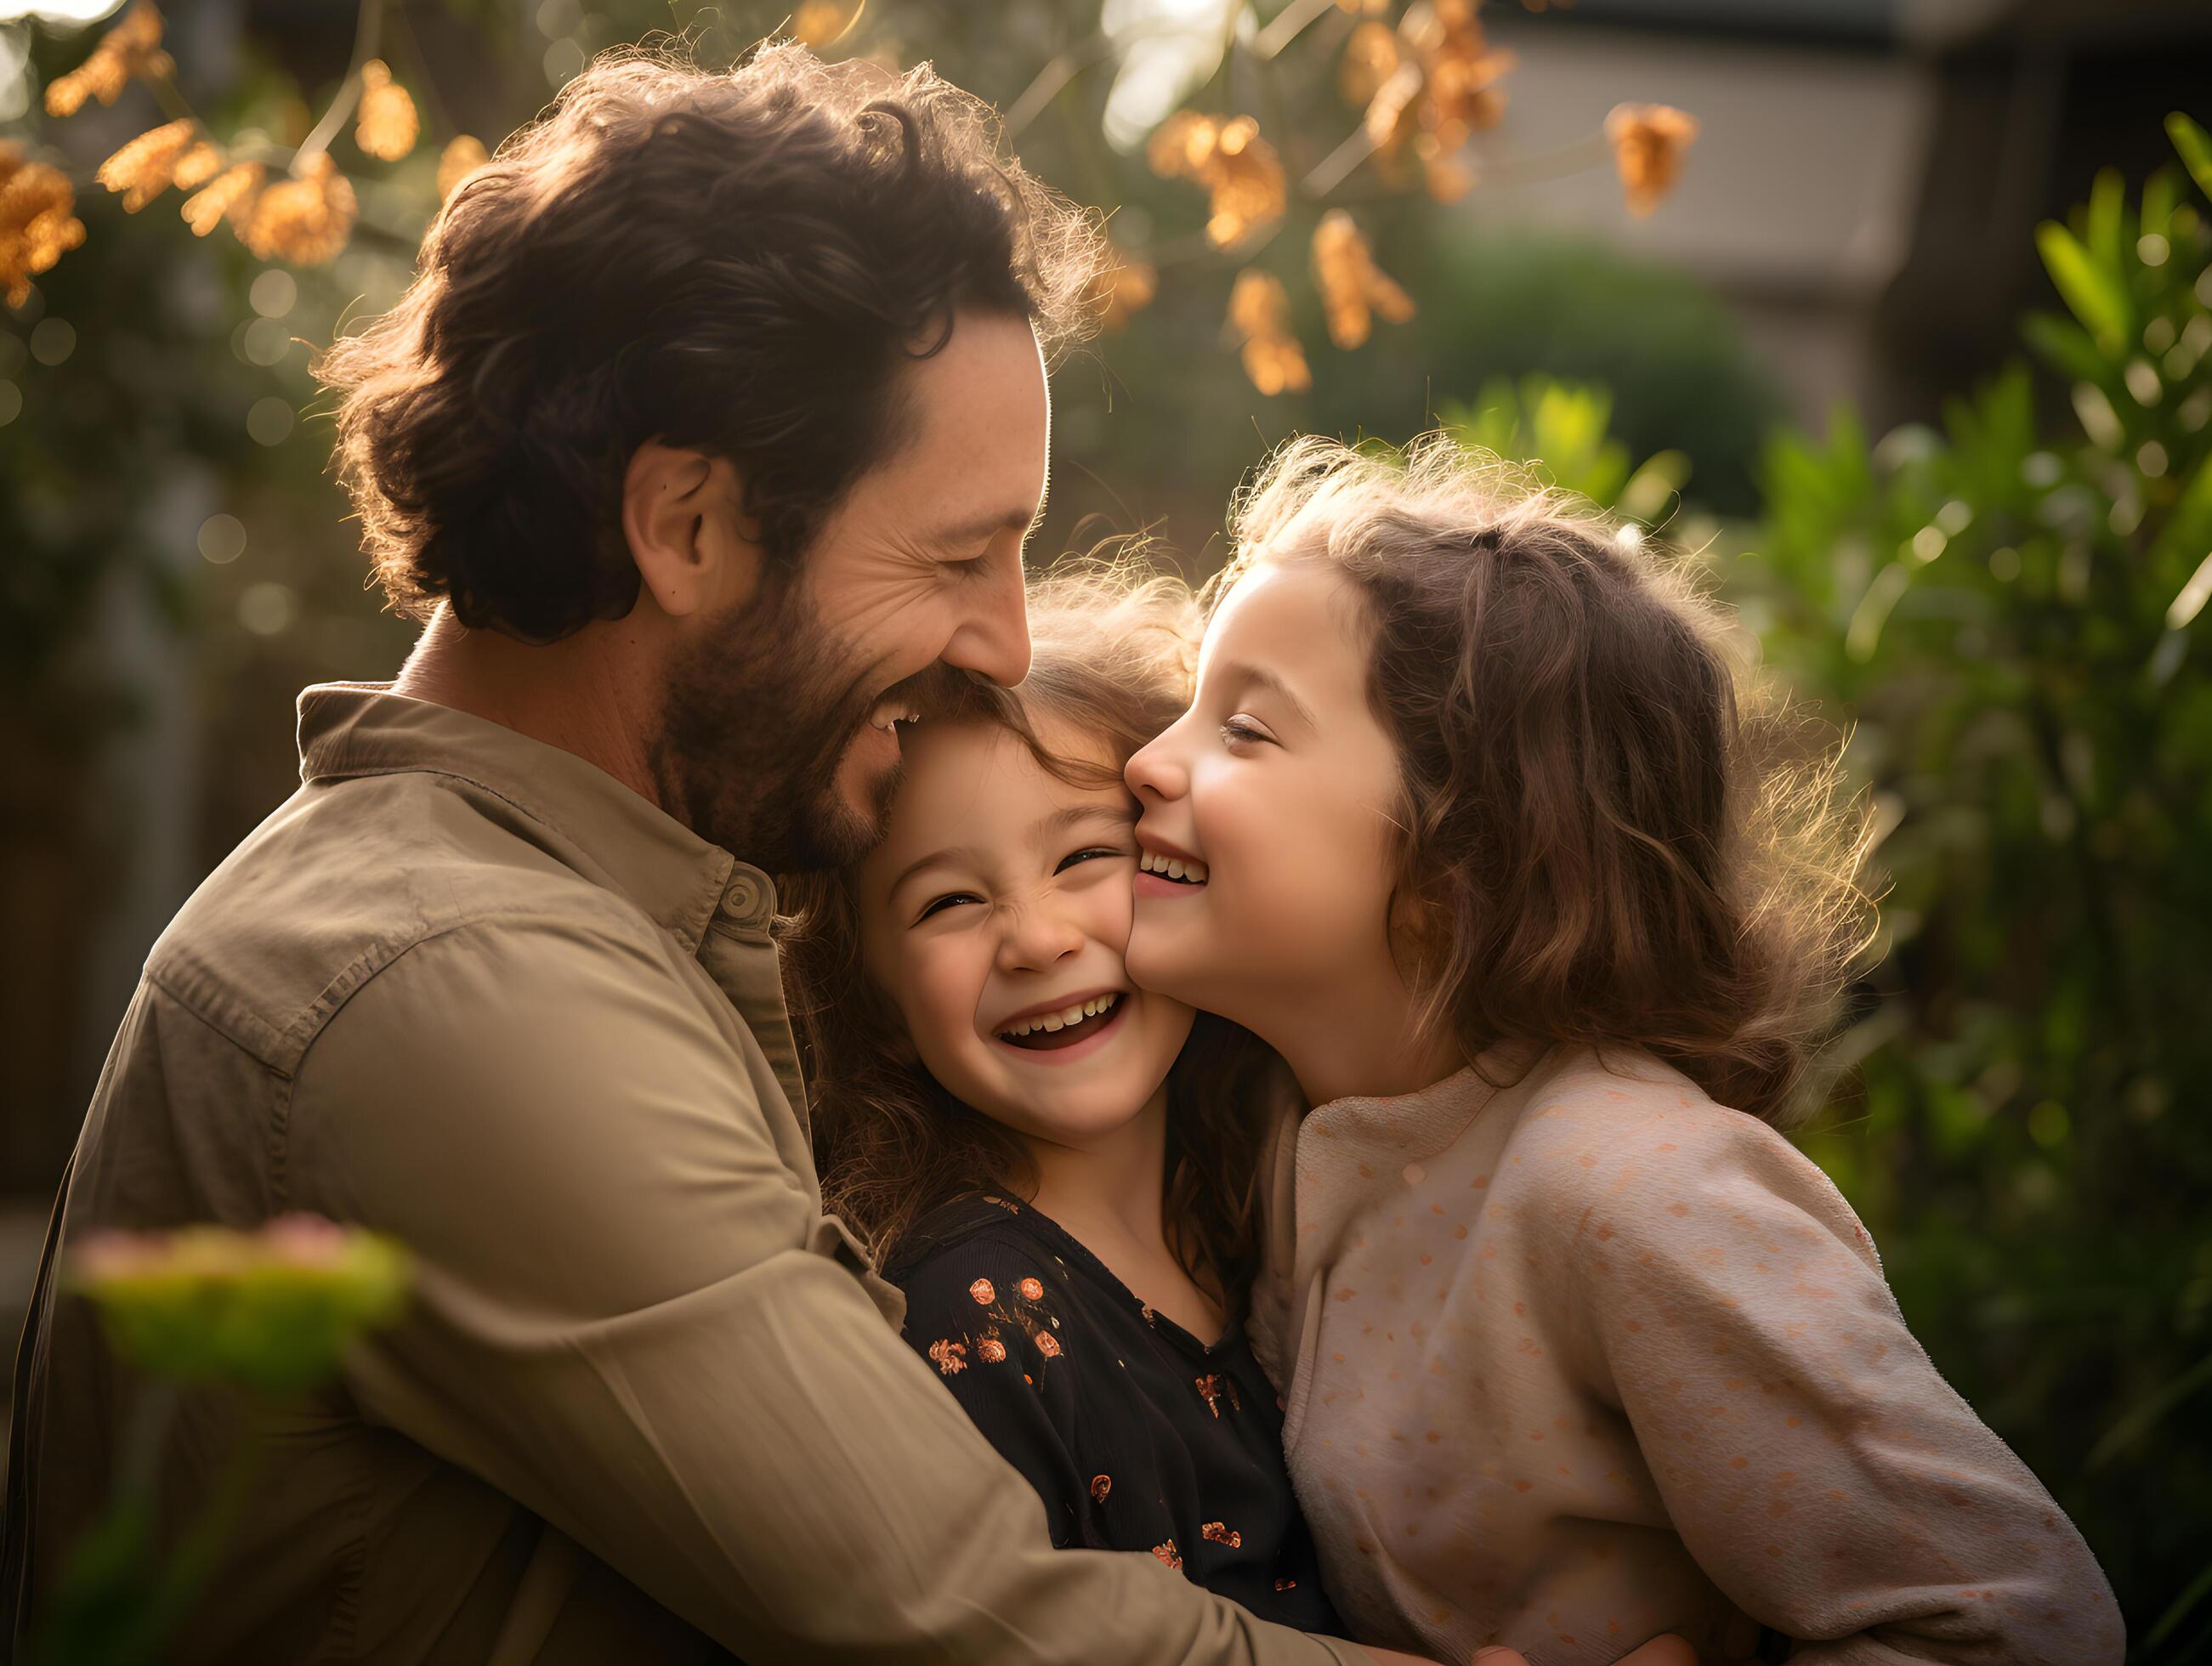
left=780, top=563, right=1693, bottom=1666
left=1123, top=438, right=2124, bottom=1666
left=779, top=564, right=1347, bottom=1635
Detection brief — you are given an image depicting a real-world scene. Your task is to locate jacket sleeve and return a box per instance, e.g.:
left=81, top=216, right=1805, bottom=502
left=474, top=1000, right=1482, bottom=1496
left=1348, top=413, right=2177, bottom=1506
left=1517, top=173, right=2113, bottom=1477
left=1549, top=1091, right=2124, bottom=1666
left=290, top=915, right=1364, bottom=1666
left=893, top=1237, right=1098, bottom=1550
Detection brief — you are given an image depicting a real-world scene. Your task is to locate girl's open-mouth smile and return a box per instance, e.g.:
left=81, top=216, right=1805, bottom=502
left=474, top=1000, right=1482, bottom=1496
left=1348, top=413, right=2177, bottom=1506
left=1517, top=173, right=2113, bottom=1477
left=1136, top=848, right=1208, bottom=898
left=993, top=990, right=1131, bottom=1061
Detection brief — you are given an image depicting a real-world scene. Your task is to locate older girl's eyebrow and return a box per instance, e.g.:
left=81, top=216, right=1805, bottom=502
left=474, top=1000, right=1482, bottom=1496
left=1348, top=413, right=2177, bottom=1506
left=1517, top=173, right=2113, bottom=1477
left=1220, top=661, right=1319, bottom=729
left=885, top=802, right=1129, bottom=900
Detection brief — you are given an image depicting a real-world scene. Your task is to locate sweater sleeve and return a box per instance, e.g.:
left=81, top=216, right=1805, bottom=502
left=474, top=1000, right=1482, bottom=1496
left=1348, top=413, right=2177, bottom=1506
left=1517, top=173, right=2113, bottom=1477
left=1543, top=1090, right=2124, bottom=1666
left=893, top=1233, right=1097, bottom=1551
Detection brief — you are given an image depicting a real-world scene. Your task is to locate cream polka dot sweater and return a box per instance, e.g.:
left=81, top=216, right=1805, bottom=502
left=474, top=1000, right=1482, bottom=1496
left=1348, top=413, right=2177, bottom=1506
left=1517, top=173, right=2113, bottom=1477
left=1245, top=1046, right=2123, bottom=1666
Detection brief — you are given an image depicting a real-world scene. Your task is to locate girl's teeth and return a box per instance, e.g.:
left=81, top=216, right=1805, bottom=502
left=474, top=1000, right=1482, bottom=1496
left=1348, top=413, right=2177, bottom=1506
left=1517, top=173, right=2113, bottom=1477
left=1139, top=851, right=1209, bottom=882
left=1001, top=991, right=1122, bottom=1039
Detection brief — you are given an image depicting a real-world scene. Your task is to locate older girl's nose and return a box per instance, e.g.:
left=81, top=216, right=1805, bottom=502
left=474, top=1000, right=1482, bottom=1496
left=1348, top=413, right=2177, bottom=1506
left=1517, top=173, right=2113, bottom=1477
left=1126, top=718, right=1190, bottom=802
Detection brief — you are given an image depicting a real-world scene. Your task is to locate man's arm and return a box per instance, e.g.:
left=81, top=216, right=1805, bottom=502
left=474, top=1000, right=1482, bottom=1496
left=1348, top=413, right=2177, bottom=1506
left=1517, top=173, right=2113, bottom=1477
left=291, top=915, right=1362, bottom=1665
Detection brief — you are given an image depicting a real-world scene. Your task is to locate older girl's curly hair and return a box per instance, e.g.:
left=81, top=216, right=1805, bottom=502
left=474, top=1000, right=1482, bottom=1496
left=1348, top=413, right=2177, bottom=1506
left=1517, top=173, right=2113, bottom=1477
left=780, top=558, right=1278, bottom=1288
left=316, top=41, right=1104, bottom=643
left=1216, top=434, right=1878, bottom=1125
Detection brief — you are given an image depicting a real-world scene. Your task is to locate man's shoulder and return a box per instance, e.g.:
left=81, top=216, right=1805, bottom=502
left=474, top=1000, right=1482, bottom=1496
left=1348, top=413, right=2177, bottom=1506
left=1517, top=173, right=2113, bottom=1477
left=148, top=769, right=669, bottom=1075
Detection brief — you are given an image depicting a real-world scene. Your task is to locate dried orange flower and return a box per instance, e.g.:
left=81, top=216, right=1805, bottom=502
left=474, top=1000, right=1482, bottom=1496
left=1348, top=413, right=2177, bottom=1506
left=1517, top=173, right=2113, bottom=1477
left=1335, top=0, right=1390, bottom=12
left=1228, top=269, right=1310, bottom=396
left=0, top=144, right=88, bottom=307
left=238, top=151, right=356, bottom=266
left=1604, top=102, right=1699, bottom=216
left=1148, top=113, right=1286, bottom=248
left=44, top=1, right=173, bottom=119
left=1354, top=0, right=1507, bottom=203
left=436, top=134, right=490, bottom=201
left=1339, top=20, right=1404, bottom=109
left=181, top=161, right=263, bottom=238
left=1091, top=244, right=1157, bottom=332
left=96, top=118, right=196, bottom=212
left=793, top=0, right=864, bottom=46
left=172, top=141, right=223, bottom=190
left=1311, top=210, right=1414, bottom=349
left=354, top=60, right=419, bottom=162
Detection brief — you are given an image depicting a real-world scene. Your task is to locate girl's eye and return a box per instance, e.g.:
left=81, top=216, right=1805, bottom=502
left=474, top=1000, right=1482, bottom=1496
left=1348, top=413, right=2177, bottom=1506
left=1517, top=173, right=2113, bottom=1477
left=916, top=892, right=982, bottom=921
left=1056, top=846, right=1129, bottom=874
left=1220, top=717, right=1273, bottom=747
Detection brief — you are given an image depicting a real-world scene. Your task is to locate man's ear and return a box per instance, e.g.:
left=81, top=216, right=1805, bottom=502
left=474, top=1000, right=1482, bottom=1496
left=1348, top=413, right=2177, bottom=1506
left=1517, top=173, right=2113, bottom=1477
left=621, top=441, right=763, bottom=618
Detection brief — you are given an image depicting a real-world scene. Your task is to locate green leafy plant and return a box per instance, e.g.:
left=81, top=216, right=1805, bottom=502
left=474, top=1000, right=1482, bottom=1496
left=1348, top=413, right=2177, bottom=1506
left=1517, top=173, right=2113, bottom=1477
left=1733, top=115, right=2212, bottom=1661
left=1438, top=371, right=1690, bottom=522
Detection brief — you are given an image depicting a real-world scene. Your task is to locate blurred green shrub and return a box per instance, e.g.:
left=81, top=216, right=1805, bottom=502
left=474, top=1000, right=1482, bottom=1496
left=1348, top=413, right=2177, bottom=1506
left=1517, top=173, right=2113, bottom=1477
left=1438, top=371, right=1689, bottom=524
left=1730, top=116, right=2212, bottom=1661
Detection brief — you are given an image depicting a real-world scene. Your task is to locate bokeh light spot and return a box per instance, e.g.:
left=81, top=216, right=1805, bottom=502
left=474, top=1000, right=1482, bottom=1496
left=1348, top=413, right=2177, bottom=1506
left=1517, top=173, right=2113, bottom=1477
left=29, top=317, right=74, bottom=366
left=197, top=513, right=247, bottom=565
left=239, top=581, right=298, bottom=637
left=247, top=396, right=295, bottom=446
left=249, top=269, right=298, bottom=319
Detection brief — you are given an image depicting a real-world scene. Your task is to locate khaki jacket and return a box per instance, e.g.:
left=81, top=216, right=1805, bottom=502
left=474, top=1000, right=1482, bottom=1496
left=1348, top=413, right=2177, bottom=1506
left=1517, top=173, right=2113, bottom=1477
left=4, top=684, right=1362, bottom=1666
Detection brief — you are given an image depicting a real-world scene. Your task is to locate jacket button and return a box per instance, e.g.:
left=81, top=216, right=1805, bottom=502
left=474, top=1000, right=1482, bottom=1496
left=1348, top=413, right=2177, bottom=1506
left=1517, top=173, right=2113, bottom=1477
left=722, top=870, right=769, bottom=925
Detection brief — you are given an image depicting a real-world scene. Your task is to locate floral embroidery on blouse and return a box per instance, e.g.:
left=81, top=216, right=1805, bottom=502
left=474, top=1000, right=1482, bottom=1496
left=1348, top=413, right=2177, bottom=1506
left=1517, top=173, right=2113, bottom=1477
left=1151, top=1538, right=1183, bottom=1571
left=1273, top=1576, right=1298, bottom=1591
left=1090, top=1473, right=1111, bottom=1503
left=1018, top=1276, right=1045, bottom=1300
left=980, top=1194, right=1021, bottom=1213
left=1140, top=1303, right=1155, bottom=1325
left=1194, top=1373, right=1236, bottom=1417
left=967, top=1278, right=995, bottom=1305
left=978, top=1333, right=1007, bottom=1363
left=927, top=1340, right=967, bottom=1376
left=1035, top=1331, right=1062, bottom=1358
left=1201, top=1521, right=1242, bottom=1547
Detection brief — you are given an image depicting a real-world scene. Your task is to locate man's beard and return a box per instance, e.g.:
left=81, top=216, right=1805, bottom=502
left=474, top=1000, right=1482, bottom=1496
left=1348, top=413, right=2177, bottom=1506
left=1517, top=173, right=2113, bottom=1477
left=649, top=582, right=925, bottom=874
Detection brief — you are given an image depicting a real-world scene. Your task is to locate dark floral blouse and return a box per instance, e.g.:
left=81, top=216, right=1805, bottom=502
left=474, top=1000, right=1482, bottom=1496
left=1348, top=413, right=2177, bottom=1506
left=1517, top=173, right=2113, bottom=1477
left=885, top=1193, right=1342, bottom=1635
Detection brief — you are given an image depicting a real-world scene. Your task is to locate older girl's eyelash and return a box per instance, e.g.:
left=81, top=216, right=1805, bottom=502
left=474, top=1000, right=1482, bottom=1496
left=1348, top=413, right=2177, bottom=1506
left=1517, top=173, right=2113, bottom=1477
left=1221, top=717, right=1270, bottom=745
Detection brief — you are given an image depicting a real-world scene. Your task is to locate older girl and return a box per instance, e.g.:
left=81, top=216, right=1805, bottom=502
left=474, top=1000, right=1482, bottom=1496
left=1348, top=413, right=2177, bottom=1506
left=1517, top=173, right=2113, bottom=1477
left=1124, top=438, right=2122, bottom=1665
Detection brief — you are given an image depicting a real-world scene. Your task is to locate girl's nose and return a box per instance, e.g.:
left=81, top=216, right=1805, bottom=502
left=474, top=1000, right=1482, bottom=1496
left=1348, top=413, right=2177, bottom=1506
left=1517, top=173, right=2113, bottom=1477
left=1126, top=719, right=1188, bottom=802
left=995, top=900, right=1085, bottom=974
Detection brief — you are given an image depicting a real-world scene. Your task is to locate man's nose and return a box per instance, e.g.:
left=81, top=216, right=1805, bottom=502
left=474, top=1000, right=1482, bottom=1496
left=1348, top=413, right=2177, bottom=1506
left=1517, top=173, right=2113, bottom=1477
left=942, top=555, right=1032, bottom=688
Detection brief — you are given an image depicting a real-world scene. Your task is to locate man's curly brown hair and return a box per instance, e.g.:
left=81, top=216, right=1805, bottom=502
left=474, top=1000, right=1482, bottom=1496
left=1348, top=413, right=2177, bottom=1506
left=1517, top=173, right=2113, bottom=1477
left=316, top=42, right=1104, bottom=643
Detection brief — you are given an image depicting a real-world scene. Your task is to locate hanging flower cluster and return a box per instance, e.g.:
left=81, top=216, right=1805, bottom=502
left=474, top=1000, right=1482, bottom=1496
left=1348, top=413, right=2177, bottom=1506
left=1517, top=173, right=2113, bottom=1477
left=1312, top=208, right=1414, bottom=349
left=1148, top=113, right=1289, bottom=248
left=42, top=0, right=171, bottom=118
left=0, top=144, right=85, bottom=307
left=1344, top=0, right=1514, bottom=202
left=1229, top=268, right=1311, bottom=395
left=23, top=3, right=483, bottom=292
left=1604, top=102, right=1700, bottom=218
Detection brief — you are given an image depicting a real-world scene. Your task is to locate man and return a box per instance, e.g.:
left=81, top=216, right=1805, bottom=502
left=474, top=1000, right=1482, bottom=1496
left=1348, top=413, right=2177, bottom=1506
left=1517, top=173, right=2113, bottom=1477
left=2, top=43, right=1418, bottom=1665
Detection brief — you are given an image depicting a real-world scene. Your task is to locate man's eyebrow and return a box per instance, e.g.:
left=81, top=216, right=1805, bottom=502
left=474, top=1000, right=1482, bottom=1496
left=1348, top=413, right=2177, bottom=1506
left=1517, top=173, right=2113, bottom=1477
left=1222, top=661, right=1319, bottom=729
left=933, top=496, right=1048, bottom=551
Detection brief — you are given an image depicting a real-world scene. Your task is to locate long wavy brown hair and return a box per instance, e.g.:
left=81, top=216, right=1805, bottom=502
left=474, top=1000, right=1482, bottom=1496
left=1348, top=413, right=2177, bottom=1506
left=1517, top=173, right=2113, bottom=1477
left=779, top=558, right=1279, bottom=1293
left=1215, top=434, right=1879, bottom=1125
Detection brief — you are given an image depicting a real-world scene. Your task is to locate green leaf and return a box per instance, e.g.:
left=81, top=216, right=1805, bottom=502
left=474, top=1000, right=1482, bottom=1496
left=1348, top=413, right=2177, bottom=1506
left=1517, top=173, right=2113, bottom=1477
left=2169, top=111, right=2212, bottom=202
left=2036, top=221, right=2129, bottom=354
left=2022, top=312, right=2108, bottom=385
left=2085, top=167, right=2125, bottom=269
left=2142, top=166, right=2177, bottom=241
